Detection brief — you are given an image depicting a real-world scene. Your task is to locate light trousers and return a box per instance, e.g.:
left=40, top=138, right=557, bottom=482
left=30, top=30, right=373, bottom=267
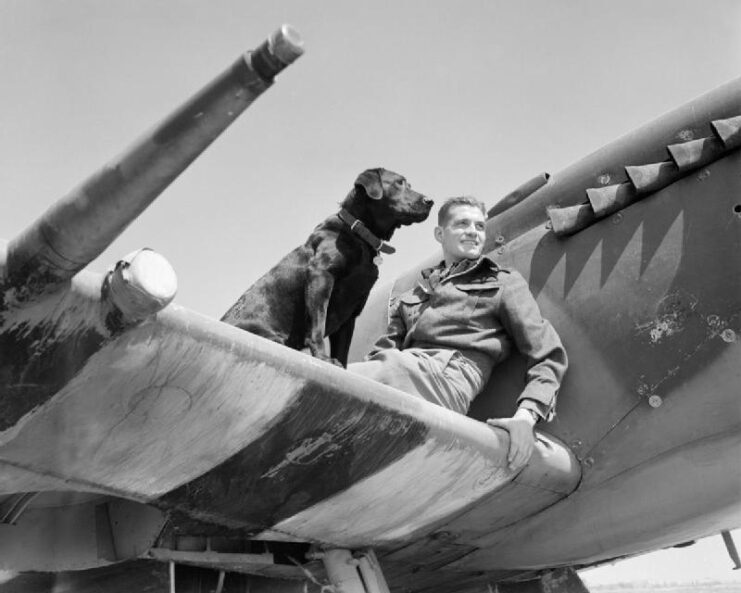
left=348, top=348, right=484, bottom=414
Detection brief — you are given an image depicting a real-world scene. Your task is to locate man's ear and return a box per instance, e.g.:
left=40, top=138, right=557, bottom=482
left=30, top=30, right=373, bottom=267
left=354, top=169, right=384, bottom=200
left=434, top=226, right=443, bottom=244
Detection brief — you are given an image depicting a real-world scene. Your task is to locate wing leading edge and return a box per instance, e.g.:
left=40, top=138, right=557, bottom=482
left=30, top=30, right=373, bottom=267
left=0, top=256, right=580, bottom=566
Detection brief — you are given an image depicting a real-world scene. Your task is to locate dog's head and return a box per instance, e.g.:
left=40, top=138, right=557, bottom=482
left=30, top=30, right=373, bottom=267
left=350, top=168, right=433, bottom=235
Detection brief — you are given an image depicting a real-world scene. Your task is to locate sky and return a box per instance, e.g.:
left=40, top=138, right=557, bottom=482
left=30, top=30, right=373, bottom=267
left=0, top=0, right=739, bottom=586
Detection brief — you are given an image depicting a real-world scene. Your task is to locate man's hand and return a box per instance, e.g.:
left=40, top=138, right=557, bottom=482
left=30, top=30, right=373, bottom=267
left=487, top=408, right=537, bottom=472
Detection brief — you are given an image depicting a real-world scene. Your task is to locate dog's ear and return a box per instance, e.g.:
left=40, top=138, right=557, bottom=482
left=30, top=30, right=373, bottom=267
left=354, top=168, right=384, bottom=200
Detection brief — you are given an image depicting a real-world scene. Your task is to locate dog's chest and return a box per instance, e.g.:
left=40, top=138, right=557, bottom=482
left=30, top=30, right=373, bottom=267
left=329, top=264, right=378, bottom=309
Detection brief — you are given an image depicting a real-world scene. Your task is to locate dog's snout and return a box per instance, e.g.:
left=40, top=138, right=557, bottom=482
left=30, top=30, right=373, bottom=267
left=423, top=196, right=434, bottom=206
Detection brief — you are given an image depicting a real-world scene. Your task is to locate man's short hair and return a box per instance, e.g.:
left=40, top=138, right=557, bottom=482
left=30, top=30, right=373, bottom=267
left=437, top=196, right=487, bottom=226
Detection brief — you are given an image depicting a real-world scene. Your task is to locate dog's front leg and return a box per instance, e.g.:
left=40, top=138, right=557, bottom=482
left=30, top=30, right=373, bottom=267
left=329, top=317, right=356, bottom=368
left=304, top=267, right=341, bottom=366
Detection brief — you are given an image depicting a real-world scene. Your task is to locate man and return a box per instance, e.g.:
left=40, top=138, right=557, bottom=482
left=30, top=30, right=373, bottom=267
left=349, top=196, right=567, bottom=471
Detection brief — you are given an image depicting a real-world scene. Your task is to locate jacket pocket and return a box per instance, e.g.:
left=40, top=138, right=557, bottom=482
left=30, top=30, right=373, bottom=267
left=451, top=281, right=500, bottom=322
left=399, top=292, right=429, bottom=325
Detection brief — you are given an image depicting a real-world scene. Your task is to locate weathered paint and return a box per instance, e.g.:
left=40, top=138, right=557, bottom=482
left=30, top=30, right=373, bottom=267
left=482, top=77, right=741, bottom=244
left=1, top=34, right=740, bottom=593
left=5, top=27, right=302, bottom=296
left=586, top=182, right=639, bottom=218
left=667, top=135, right=726, bottom=171
left=548, top=107, right=741, bottom=237
left=259, top=439, right=512, bottom=546
left=152, top=56, right=265, bottom=146
left=1, top=301, right=310, bottom=498
left=0, top=255, right=113, bottom=435
left=634, top=291, right=696, bottom=345
left=346, top=81, right=741, bottom=592
left=625, top=161, right=681, bottom=194
left=712, top=114, right=741, bottom=148
left=546, top=204, right=595, bottom=236
left=0, top=287, right=579, bottom=572
left=157, top=380, right=431, bottom=531
left=263, top=433, right=576, bottom=547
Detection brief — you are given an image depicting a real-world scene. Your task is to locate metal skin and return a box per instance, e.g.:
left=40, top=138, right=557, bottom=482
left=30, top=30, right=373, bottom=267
left=5, top=24, right=303, bottom=296
left=486, top=172, right=550, bottom=219
left=0, top=32, right=740, bottom=593
left=0, top=24, right=304, bottom=441
left=350, top=78, right=741, bottom=590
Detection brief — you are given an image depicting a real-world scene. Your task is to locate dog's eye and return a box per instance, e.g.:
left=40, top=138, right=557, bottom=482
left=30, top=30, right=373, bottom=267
left=395, top=179, right=406, bottom=187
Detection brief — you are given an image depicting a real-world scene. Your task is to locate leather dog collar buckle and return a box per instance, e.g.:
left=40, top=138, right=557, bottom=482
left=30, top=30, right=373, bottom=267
left=338, top=209, right=396, bottom=255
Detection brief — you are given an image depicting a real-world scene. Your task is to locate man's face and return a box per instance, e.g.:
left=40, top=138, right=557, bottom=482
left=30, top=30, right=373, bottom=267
left=434, top=204, right=486, bottom=263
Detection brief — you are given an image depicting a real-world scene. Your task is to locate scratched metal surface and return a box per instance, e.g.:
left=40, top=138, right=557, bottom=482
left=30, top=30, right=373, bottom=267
left=417, top=150, right=741, bottom=573
left=0, top=62, right=739, bottom=593
left=348, top=81, right=741, bottom=591
left=0, top=264, right=579, bottom=551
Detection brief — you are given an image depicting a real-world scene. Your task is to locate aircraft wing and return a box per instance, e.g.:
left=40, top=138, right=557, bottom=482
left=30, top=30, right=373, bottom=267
left=0, top=259, right=580, bottom=571
left=3, top=22, right=741, bottom=593
left=0, top=24, right=581, bottom=590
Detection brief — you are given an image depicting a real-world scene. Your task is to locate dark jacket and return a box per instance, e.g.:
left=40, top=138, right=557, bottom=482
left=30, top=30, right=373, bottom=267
left=368, top=256, right=567, bottom=419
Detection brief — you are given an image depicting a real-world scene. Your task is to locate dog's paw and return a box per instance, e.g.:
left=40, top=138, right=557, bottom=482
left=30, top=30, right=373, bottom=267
left=301, top=346, right=344, bottom=367
left=316, top=354, right=345, bottom=368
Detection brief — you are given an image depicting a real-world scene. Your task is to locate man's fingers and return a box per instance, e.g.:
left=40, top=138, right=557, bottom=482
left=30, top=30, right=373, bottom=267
left=487, top=417, right=536, bottom=471
left=509, top=432, right=534, bottom=471
left=509, top=449, right=527, bottom=471
left=508, top=450, right=520, bottom=469
left=510, top=443, right=526, bottom=467
left=509, top=441, right=519, bottom=461
left=508, top=437, right=522, bottom=466
left=511, top=442, right=534, bottom=470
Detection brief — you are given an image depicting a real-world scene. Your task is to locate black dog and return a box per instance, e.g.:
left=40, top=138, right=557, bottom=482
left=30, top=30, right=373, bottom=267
left=222, top=168, right=433, bottom=366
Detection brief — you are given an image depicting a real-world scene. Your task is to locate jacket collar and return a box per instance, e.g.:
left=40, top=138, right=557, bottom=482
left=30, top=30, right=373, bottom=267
left=422, top=255, right=500, bottom=282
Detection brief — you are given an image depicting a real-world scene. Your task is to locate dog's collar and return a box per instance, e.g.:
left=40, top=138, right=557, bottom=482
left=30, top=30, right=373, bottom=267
left=337, top=209, right=396, bottom=254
